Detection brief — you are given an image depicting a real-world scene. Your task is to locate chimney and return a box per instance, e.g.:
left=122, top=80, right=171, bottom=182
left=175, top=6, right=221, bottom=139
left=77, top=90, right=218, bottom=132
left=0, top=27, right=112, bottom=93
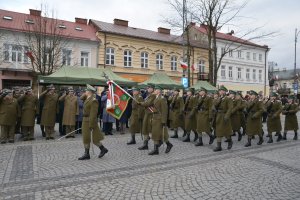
left=29, top=9, right=41, bottom=16
left=113, top=19, right=128, bottom=27
left=75, top=17, right=87, bottom=25
left=227, top=30, right=234, bottom=35
left=158, top=27, right=170, bottom=34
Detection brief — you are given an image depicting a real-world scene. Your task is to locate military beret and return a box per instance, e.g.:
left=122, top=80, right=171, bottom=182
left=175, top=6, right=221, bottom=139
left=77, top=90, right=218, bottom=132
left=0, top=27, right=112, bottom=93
left=86, top=84, right=96, bottom=92
left=47, top=84, right=55, bottom=90
left=132, top=87, right=140, bottom=91
left=218, top=85, right=228, bottom=92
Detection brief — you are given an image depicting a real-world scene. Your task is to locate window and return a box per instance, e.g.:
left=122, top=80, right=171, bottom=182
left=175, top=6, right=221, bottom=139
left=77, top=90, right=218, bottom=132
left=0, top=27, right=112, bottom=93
left=221, top=47, right=226, bottom=56
left=237, top=67, right=242, bottom=79
left=237, top=50, right=242, bottom=58
left=3, top=44, right=9, bottom=61
left=259, top=70, right=262, bottom=82
left=170, top=56, right=177, bottom=71
left=246, top=68, right=250, bottom=80
left=198, top=59, right=205, bottom=73
left=253, top=69, right=256, bottom=80
left=81, top=52, right=89, bottom=67
left=106, top=48, right=115, bottom=65
left=194, top=34, right=198, bottom=40
left=259, top=54, right=263, bottom=62
left=23, top=46, right=29, bottom=63
left=221, top=65, right=226, bottom=78
left=12, top=45, right=22, bottom=62
left=253, top=53, right=257, bottom=61
left=124, top=50, right=132, bottom=67
left=62, top=49, right=72, bottom=66
left=3, top=44, right=29, bottom=63
left=228, top=66, right=233, bottom=79
left=229, top=49, right=233, bottom=57
left=141, top=52, right=148, bottom=68
left=247, top=52, right=250, bottom=60
left=156, top=54, right=163, bottom=70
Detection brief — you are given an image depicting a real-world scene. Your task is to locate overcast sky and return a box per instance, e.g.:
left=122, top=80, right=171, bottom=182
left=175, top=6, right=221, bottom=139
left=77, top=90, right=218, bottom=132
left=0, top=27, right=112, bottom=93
left=1, top=0, right=300, bottom=69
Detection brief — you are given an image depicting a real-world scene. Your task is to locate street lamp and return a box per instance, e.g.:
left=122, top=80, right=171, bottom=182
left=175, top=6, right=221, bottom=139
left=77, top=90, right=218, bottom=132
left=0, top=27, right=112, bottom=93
left=294, top=28, right=300, bottom=95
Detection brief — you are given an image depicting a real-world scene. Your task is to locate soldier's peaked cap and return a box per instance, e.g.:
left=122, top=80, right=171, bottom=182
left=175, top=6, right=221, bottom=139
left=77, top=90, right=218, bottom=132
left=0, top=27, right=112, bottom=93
left=86, top=84, right=96, bottom=92
left=249, top=90, right=258, bottom=96
left=218, top=85, right=228, bottom=92
left=199, top=87, right=207, bottom=93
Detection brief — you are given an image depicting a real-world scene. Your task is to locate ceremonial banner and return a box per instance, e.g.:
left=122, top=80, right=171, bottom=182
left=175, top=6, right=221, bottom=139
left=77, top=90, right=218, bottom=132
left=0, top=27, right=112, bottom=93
left=106, top=80, right=130, bottom=119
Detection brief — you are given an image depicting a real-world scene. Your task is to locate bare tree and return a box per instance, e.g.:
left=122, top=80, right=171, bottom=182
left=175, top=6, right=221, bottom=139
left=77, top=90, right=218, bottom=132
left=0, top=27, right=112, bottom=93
left=21, top=4, right=68, bottom=75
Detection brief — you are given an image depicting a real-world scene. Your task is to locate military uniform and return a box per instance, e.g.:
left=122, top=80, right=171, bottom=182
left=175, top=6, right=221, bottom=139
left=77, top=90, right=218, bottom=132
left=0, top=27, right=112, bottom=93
left=40, top=85, right=59, bottom=139
left=78, top=84, right=107, bottom=160
left=59, top=90, right=79, bottom=138
left=127, top=89, right=144, bottom=145
left=183, top=92, right=197, bottom=142
left=230, top=92, right=245, bottom=141
left=0, top=90, right=20, bottom=143
left=282, top=97, right=298, bottom=140
left=13, top=87, right=22, bottom=134
left=169, top=91, right=184, bottom=138
left=18, top=88, right=39, bottom=141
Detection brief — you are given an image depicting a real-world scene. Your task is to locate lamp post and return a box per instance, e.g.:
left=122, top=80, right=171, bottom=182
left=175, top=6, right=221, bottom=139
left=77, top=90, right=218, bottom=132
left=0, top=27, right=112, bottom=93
left=294, top=28, right=300, bottom=95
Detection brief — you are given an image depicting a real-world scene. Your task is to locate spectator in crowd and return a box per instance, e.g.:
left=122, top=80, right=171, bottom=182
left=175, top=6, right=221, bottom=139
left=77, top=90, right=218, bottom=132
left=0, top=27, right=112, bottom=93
left=101, top=90, right=115, bottom=135
left=76, top=90, right=84, bottom=134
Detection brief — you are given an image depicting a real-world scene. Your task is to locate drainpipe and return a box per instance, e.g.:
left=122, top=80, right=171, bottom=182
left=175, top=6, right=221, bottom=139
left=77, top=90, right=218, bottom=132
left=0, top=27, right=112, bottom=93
left=104, top=33, right=107, bottom=69
left=264, top=47, right=270, bottom=96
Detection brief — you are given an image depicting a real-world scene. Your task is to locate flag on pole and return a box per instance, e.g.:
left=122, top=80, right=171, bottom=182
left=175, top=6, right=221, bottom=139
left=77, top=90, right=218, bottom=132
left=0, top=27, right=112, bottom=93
left=180, top=61, right=188, bottom=70
left=25, top=51, right=35, bottom=62
left=191, top=63, right=195, bottom=71
left=106, top=80, right=130, bottom=119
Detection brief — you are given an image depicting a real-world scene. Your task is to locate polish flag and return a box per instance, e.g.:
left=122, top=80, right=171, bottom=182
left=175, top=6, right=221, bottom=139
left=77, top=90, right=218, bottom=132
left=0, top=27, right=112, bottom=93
left=191, top=64, right=195, bottom=71
left=180, top=61, right=188, bottom=70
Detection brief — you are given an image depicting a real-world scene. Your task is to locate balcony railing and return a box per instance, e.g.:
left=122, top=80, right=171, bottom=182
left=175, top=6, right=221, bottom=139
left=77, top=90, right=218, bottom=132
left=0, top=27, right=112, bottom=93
left=197, top=73, right=209, bottom=80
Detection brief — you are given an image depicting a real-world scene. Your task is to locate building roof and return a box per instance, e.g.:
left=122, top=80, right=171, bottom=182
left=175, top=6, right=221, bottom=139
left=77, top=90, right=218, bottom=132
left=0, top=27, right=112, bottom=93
left=0, top=9, right=99, bottom=42
left=272, top=68, right=300, bottom=80
left=90, top=19, right=208, bottom=49
left=193, top=24, right=268, bottom=49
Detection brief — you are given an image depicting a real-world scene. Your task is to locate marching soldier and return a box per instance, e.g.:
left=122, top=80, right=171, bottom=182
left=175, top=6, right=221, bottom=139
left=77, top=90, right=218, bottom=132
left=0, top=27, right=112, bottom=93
left=13, top=86, right=22, bottom=134
left=0, top=89, right=20, bottom=143
left=59, top=87, right=79, bottom=138
left=169, top=88, right=184, bottom=138
left=40, top=84, right=59, bottom=140
left=265, top=92, right=282, bottom=143
left=192, top=87, right=214, bottom=146
left=127, top=87, right=144, bottom=145
left=244, top=90, right=264, bottom=147
left=141, top=85, right=172, bottom=155
left=211, top=91, right=219, bottom=138
left=230, top=91, right=244, bottom=141
left=78, top=84, right=108, bottom=160
left=138, top=84, right=156, bottom=150
left=184, top=88, right=197, bottom=142
left=282, top=96, right=298, bottom=140
left=213, top=86, right=233, bottom=151
left=18, top=87, right=39, bottom=141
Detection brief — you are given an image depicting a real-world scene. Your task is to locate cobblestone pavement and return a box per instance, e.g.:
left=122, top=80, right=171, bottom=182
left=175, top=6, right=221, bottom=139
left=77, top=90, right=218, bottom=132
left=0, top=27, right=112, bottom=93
left=0, top=117, right=300, bottom=200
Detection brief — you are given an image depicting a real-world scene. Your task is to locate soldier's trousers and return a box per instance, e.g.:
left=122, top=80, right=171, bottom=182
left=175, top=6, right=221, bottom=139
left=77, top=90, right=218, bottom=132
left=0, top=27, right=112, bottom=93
left=216, top=136, right=230, bottom=142
left=21, top=126, right=34, bottom=139
left=82, top=121, right=104, bottom=149
left=0, top=125, right=15, bottom=142
left=65, top=125, right=75, bottom=136
left=45, top=126, right=55, bottom=138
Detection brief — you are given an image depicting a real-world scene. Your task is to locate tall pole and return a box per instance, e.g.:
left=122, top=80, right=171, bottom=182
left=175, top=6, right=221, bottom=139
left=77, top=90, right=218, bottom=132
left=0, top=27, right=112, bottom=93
left=294, top=28, right=300, bottom=95
left=182, top=0, right=186, bottom=78
left=295, top=28, right=297, bottom=76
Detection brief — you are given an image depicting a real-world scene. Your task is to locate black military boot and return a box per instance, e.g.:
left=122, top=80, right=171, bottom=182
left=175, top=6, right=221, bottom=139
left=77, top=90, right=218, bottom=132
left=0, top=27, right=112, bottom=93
left=183, top=132, right=190, bottom=142
left=193, top=131, right=198, bottom=142
left=232, top=132, right=236, bottom=136
left=148, top=144, right=159, bottom=155
left=182, top=130, right=187, bottom=138
left=127, top=134, right=136, bottom=145
left=98, top=145, right=108, bottom=158
left=237, top=131, right=242, bottom=141
left=275, top=132, right=279, bottom=136
left=138, top=139, right=149, bottom=150
left=257, top=135, right=264, bottom=145
left=213, top=142, right=222, bottom=152
left=267, top=135, right=273, bottom=143
left=208, top=133, right=215, bottom=145
left=294, top=131, right=298, bottom=140
left=276, top=132, right=282, bottom=142
left=282, top=132, right=287, bottom=140
left=165, top=141, right=173, bottom=153
left=245, top=138, right=251, bottom=147
left=78, top=148, right=90, bottom=160
left=171, top=129, right=179, bottom=138
left=195, top=137, right=203, bottom=146
left=227, top=138, right=233, bottom=150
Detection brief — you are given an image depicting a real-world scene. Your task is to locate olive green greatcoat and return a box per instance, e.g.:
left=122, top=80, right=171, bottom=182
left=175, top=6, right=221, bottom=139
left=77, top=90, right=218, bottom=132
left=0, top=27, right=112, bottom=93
left=151, top=95, right=169, bottom=141
left=246, top=99, right=264, bottom=136
left=169, top=94, right=184, bottom=129
left=215, top=96, right=233, bottom=137
left=59, top=94, right=79, bottom=126
left=192, top=95, right=212, bottom=133
left=129, top=94, right=144, bottom=134
left=140, top=93, right=156, bottom=136
left=184, top=95, right=197, bottom=132
left=230, top=98, right=245, bottom=131
left=0, top=96, right=20, bottom=126
left=283, top=103, right=299, bottom=131
left=81, top=95, right=104, bottom=148
left=40, top=91, right=59, bottom=126
left=266, top=100, right=282, bottom=133
left=18, top=94, right=39, bottom=127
